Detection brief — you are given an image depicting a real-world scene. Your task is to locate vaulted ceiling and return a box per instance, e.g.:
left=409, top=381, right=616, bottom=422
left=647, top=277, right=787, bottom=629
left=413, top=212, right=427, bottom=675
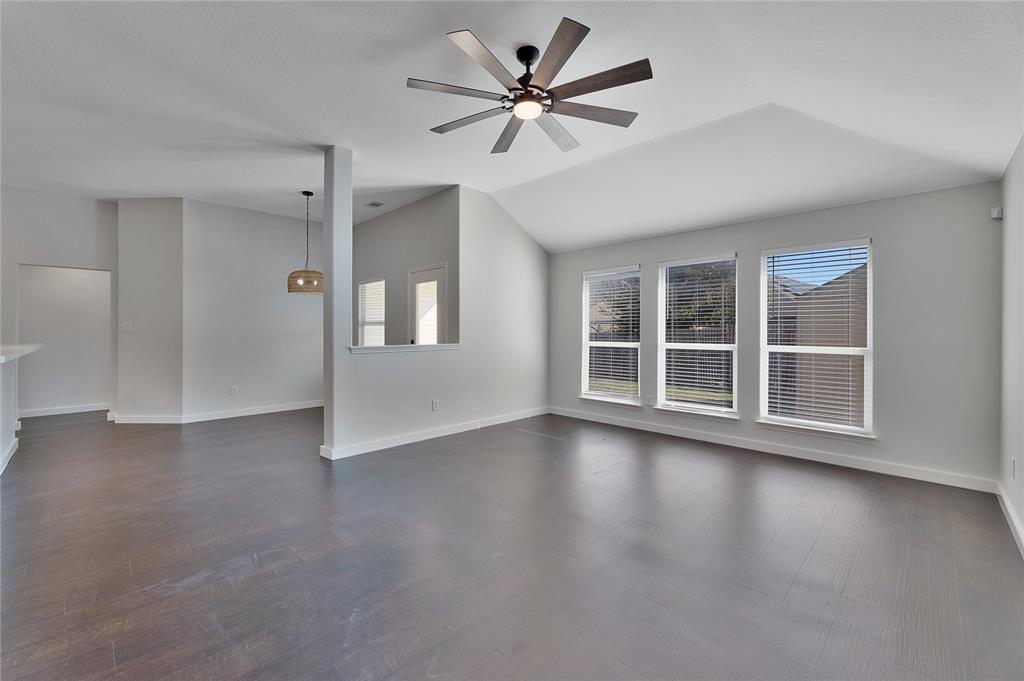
left=3, top=2, right=1022, bottom=251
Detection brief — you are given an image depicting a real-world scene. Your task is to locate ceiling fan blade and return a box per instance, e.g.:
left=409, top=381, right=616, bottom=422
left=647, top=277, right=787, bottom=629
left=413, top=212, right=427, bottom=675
left=448, top=30, right=520, bottom=91
left=407, top=78, right=506, bottom=101
left=548, top=58, right=653, bottom=101
left=535, top=113, right=579, bottom=152
left=491, top=116, right=524, bottom=153
left=431, top=107, right=508, bottom=134
left=549, top=100, right=638, bottom=127
left=530, top=17, right=590, bottom=91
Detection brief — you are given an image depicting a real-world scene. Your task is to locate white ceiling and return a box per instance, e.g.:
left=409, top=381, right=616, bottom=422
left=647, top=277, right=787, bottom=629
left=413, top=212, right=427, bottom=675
left=3, top=2, right=1022, bottom=250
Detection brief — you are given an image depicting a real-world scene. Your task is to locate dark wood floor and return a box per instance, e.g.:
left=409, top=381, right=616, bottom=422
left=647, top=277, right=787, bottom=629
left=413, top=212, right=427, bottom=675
left=2, top=409, right=1022, bottom=681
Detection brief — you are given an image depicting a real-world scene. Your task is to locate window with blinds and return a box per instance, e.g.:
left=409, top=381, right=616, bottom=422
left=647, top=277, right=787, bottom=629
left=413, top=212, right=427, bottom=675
left=582, top=267, right=641, bottom=401
left=760, top=241, right=872, bottom=433
left=357, top=279, right=385, bottom=347
left=658, top=256, right=736, bottom=413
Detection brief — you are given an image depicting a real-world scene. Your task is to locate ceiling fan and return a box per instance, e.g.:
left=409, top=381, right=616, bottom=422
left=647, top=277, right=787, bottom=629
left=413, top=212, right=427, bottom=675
left=407, top=17, right=653, bottom=154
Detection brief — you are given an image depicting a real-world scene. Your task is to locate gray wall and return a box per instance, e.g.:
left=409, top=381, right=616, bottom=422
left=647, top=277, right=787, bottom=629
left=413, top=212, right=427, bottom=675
left=182, top=199, right=323, bottom=419
left=116, top=198, right=183, bottom=420
left=1, top=186, right=117, bottom=459
left=329, top=186, right=548, bottom=455
left=549, top=182, right=1003, bottom=488
left=1, top=186, right=117, bottom=344
left=352, top=188, right=459, bottom=345
left=1002, top=135, right=1024, bottom=539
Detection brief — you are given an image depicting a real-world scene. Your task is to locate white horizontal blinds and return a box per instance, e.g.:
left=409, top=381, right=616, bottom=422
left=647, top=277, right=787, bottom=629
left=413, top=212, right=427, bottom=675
left=584, top=268, right=640, bottom=399
left=665, top=349, right=733, bottom=408
left=665, top=259, right=736, bottom=345
left=661, top=258, right=736, bottom=410
left=764, top=243, right=870, bottom=430
left=768, top=353, right=865, bottom=427
left=767, top=245, right=869, bottom=347
left=588, top=271, right=641, bottom=342
left=588, top=346, right=639, bottom=396
left=358, top=279, right=385, bottom=347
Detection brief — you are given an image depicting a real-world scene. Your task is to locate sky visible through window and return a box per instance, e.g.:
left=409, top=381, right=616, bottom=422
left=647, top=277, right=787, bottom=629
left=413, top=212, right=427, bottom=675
left=769, top=246, right=868, bottom=287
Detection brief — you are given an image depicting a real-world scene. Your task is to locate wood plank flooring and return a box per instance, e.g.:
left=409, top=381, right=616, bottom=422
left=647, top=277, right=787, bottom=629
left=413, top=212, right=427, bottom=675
left=2, top=409, right=1022, bottom=681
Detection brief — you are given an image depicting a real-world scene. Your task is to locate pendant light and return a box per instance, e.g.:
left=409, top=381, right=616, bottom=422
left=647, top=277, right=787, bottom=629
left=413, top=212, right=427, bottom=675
left=287, top=190, right=324, bottom=294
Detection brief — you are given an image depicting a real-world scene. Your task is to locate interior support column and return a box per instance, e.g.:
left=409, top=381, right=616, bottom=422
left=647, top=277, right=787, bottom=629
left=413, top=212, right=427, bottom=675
left=320, top=146, right=353, bottom=459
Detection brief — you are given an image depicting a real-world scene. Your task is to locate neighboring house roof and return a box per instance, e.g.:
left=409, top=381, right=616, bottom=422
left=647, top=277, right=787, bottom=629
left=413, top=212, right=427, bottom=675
left=800, top=264, right=867, bottom=296
left=772, top=264, right=867, bottom=299
left=773, top=275, right=817, bottom=296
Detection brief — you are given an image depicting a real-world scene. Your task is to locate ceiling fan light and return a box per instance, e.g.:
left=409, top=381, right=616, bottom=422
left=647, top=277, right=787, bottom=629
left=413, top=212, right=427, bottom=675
left=513, top=99, right=543, bottom=120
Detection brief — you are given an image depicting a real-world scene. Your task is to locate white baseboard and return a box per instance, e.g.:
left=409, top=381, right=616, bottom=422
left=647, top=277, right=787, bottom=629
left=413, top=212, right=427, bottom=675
left=106, top=412, right=115, bottom=422
left=1, top=438, right=18, bottom=475
left=997, top=484, right=1024, bottom=560
left=320, top=406, right=549, bottom=460
left=14, top=420, right=21, bottom=431
left=180, top=400, right=323, bottom=424
left=114, top=400, right=323, bottom=425
left=18, top=402, right=110, bottom=418
left=550, top=406, right=998, bottom=494
left=113, top=414, right=183, bottom=424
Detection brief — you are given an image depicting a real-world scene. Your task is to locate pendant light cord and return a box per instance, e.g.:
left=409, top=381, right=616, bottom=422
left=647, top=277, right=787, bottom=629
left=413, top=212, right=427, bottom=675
left=305, top=192, right=310, bottom=269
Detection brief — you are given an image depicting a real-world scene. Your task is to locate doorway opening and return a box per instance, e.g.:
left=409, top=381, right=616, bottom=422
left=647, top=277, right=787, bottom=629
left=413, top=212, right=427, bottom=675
left=17, top=265, right=113, bottom=417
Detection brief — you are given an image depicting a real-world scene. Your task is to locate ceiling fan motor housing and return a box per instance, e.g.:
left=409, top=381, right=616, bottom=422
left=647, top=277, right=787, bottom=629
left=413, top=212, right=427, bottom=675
left=516, top=45, right=541, bottom=69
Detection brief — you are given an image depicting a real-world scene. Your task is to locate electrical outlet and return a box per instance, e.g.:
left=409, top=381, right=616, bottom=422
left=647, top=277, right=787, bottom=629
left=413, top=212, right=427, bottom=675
left=121, top=320, right=134, bottom=332
left=431, top=399, right=440, bottom=412
left=230, top=386, right=239, bottom=397
left=644, top=395, right=655, bottom=407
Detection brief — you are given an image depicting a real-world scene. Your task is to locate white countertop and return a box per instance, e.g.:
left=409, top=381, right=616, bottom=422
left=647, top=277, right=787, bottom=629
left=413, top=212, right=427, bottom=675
left=0, top=344, right=41, bottom=364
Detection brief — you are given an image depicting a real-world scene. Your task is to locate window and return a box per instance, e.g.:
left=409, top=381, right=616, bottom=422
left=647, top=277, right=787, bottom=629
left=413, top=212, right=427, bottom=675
left=408, top=264, right=446, bottom=345
left=415, top=280, right=438, bottom=344
left=658, top=255, right=736, bottom=414
left=357, top=279, right=385, bottom=347
left=760, top=240, right=872, bottom=434
left=582, top=266, right=641, bottom=403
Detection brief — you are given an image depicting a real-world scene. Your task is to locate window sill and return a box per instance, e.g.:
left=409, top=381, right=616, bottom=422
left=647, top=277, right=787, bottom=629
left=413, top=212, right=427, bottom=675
left=655, top=404, right=739, bottom=421
left=349, top=343, right=460, bottom=354
left=0, top=343, right=41, bottom=364
left=579, top=393, right=642, bottom=408
left=756, top=417, right=876, bottom=441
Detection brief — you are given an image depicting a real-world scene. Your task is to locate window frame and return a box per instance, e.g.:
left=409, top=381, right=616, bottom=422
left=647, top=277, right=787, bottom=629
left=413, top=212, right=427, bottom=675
left=581, top=265, right=642, bottom=406
left=656, top=253, right=738, bottom=417
left=357, top=277, right=386, bottom=347
left=758, top=238, right=873, bottom=436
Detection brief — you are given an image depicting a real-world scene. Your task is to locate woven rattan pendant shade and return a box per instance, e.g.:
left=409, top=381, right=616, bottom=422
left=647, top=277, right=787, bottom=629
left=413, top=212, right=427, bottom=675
left=288, top=190, right=324, bottom=294
left=287, top=268, right=323, bottom=293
